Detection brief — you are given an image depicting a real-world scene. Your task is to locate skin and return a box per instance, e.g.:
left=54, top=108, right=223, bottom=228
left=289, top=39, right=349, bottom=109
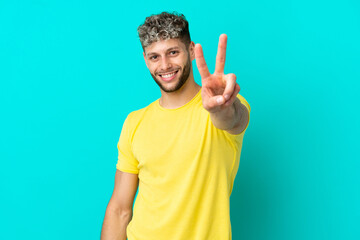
left=148, top=46, right=192, bottom=94
left=143, top=38, right=201, bottom=109
left=101, top=171, right=138, bottom=240
left=195, top=34, right=249, bottom=134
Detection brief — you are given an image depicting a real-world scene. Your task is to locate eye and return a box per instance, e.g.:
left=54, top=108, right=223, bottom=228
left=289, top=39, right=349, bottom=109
left=150, top=55, right=158, bottom=60
left=169, top=50, right=178, bottom=55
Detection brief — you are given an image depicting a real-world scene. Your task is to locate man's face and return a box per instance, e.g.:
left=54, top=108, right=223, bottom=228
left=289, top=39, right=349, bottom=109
left=143, top=38, right=195, bottom=93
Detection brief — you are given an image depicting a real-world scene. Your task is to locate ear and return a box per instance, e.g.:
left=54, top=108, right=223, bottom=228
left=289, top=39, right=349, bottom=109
left=189, top=41, right=195, bottom=61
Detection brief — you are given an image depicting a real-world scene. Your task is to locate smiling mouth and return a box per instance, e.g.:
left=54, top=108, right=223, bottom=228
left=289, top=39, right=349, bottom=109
left=158, top=70, right=179, bottom=78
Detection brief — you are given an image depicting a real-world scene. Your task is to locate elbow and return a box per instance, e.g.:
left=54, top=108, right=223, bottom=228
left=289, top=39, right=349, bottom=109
left=106, top=204, right=133, bottom=218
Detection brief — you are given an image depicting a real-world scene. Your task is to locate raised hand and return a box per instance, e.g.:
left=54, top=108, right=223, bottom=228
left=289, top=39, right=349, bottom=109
left=195, top=34, right=240, bottom=113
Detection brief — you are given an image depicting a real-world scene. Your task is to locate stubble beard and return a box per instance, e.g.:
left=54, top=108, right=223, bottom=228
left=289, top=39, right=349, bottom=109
left=150, top=56, right=191, bottom=93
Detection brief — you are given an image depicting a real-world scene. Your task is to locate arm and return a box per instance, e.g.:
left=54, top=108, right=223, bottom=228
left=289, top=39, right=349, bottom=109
left=101, top=170, right=139, bottom=240
left=195, top=34, right=249, bottom=135
left=209, top=97, right=249, bottom=135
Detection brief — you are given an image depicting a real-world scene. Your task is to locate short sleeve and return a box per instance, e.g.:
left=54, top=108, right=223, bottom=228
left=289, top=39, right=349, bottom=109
left=116, top=113, right=139, bottom=174
left=237, top=94, right=251, bottom=132
left=223, top=94, right=251, bottom=142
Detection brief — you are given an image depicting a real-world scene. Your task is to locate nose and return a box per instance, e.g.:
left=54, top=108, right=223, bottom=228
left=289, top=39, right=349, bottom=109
left=159, top=56, right=172, bottom=72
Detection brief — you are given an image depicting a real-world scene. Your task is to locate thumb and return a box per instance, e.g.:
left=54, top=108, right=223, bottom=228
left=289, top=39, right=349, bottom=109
left=203, top=95, right=226, bottom=112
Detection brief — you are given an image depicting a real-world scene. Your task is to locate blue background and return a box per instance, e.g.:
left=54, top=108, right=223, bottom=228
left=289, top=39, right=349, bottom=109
left=1, top=0, right=359, bottom=239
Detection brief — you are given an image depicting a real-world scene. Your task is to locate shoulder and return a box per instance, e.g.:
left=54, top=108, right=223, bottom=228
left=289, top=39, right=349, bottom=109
left=124, top=100, right=157, bottom=127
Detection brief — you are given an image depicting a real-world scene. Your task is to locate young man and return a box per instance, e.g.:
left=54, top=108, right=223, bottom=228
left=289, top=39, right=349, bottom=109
left=101, top=12, right=251, bottom=240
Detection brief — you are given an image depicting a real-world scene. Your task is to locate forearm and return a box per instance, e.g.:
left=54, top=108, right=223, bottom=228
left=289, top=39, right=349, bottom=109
left=101, top=208, right=132, bottom=240
left=210, top=98, right=248, bottom=132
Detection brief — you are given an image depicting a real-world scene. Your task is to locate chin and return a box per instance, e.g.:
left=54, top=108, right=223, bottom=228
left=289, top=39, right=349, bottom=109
left=160, top=78, right=188, bottom=93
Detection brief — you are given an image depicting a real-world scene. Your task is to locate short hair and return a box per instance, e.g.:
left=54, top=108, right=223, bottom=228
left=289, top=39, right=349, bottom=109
left=137, top=11, right=191, bottom=50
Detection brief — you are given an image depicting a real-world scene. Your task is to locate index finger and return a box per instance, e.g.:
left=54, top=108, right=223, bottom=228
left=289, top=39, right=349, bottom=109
left=195, top=43, right=211, bottom=79
left=214, top=34, right=227, bottom=74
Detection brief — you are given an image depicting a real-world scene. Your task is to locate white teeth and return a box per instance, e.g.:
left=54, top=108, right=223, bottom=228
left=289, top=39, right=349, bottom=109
left=161, top=72, right=176, bottom=78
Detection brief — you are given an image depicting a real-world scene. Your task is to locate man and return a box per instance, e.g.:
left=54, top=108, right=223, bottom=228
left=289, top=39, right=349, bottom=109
left=101, top=11, right=251, bottom=240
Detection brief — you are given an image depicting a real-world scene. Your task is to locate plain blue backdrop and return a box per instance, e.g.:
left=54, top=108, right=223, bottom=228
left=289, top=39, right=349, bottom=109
left=1, top=0, right=359, bottom=239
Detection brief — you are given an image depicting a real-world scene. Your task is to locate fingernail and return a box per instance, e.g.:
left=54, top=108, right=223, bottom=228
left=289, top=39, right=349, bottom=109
left=224, top=94, right=230, bottom=100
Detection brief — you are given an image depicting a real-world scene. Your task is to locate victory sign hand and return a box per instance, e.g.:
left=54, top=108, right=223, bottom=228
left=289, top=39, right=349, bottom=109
left=195, top=34, right=240, bottom=113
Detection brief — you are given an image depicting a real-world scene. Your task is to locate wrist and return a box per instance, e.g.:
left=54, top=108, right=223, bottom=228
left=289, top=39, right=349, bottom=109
left=209, top=98, right=239, bottom=130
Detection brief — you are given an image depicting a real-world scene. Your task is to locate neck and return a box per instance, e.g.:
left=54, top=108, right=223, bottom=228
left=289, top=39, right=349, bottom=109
left=159, top=74, right=201, bottom=109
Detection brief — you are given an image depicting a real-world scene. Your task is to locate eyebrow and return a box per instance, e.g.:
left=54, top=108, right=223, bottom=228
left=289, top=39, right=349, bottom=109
left=147, top=47, right=181, bottom=56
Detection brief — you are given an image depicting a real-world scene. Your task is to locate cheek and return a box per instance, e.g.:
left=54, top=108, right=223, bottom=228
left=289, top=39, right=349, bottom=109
left=153, top=67, right=160, bottom=74
left=147, top=65, right=157, bottom=74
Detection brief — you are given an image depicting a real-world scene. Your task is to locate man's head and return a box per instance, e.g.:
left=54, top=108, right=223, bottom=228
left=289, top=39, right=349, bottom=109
left=137, top=12, right=195, bottom=93
left=137, top=11, right=191, bottom=51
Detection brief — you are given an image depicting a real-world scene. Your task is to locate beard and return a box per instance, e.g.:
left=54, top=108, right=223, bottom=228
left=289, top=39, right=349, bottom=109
left=150, top=56, right=191, bottom=93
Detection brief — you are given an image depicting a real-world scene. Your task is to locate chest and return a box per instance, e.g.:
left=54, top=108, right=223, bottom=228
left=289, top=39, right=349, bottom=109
left=131, top=108, right=236, bottom=181
left=132, top=109, right=207, bottom=168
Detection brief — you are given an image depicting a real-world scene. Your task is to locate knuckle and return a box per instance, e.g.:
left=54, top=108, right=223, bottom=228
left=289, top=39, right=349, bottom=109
left=208, top=101, right=215, bottom=109
left=203, top=101, right=211, bottom=110
left=236, top=84, right=241, bottom=92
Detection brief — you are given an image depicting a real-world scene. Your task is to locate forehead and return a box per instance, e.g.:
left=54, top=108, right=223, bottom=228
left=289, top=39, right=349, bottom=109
left=144, top=38, right=187, bottom=55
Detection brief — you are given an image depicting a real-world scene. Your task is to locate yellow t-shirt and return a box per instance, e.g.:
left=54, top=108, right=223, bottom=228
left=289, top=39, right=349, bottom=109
left=116, top=89, right=251, bottom=240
